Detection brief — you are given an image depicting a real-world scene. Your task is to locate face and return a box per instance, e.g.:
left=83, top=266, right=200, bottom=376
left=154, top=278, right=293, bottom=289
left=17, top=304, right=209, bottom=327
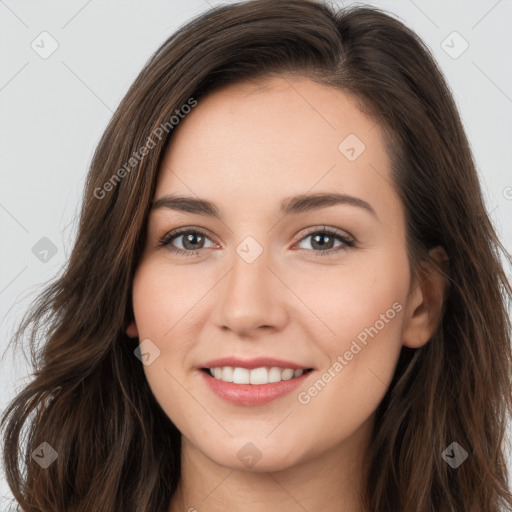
left=130, top=75, right=417, bottom=472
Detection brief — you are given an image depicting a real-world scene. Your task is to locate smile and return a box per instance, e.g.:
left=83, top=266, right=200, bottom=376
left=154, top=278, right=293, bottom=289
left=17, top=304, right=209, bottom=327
left=199, top=358, right=314, bottom=406
left=204, top=366, right=312, bottom=384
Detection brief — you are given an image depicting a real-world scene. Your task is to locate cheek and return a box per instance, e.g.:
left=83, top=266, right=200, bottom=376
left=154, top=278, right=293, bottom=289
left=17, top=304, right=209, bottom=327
left=290, top=246, right=410, bottom=348
left=290, top=251, right=409, bottom=427
left=131, top=259, right=208, bottom=338
left=292, top=308, right=405, bottom=462
left=131, top=261, right=209, bottom=429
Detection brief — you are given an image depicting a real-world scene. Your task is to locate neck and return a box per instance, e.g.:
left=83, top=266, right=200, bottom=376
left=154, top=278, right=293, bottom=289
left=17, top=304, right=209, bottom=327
left=169, top=415, right=373, bottom=512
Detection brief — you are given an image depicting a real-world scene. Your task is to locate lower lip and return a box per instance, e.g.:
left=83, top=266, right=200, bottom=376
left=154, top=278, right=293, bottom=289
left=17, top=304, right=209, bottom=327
left=200, top=369, right=312, bottom=406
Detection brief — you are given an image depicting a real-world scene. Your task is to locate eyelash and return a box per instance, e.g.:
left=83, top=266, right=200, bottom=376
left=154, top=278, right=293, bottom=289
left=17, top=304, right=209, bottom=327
left=157, top=226, right=356, bottom=258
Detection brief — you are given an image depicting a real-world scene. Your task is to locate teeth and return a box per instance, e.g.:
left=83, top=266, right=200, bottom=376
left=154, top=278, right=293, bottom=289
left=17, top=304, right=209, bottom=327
left=232, top=367, right=250, bottom=384
left=208, top=366, right=308, bottom=385
left=268, top=367, right=282, bottom=383
left=221, top=366, right=233, bottom=382
left=281, top=368, right=294, bottom=380
left=249, top=367, right=268, bottom=385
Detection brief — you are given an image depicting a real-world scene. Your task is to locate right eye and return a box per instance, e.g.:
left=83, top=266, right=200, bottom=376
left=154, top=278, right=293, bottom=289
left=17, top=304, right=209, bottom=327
left=158, top=228, right=216, bottom=257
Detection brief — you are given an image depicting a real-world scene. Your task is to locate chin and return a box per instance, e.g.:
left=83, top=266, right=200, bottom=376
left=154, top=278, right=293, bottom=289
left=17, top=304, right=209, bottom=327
left=198, top=435, right=308, bottom=473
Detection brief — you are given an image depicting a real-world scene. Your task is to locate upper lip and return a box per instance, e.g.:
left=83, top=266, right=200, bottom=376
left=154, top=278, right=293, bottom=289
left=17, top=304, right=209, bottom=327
left=201, top=357, right=313, bottom=370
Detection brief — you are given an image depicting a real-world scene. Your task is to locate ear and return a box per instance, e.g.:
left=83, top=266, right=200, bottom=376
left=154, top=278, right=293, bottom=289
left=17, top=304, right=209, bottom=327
left=402, top=246, right=449, bottom=348
left=126, top=321, right=139, bottom=338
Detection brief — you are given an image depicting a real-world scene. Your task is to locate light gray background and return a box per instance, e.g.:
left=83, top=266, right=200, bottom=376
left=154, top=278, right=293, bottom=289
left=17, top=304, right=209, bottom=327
left=1, top=0, right=511, bottom=506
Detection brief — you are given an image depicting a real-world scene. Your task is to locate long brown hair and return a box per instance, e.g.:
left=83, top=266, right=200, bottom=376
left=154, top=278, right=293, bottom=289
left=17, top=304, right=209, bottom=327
left=2, top=1, right=511, bottom=510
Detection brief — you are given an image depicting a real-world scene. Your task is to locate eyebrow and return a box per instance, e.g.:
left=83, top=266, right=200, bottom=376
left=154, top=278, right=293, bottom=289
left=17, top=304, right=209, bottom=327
left=151, top=192, right=377, bottom=219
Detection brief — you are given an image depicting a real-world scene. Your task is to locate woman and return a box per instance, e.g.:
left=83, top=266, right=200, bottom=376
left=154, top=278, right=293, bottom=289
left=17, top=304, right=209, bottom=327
left=2, top=0, right=511, bottom=510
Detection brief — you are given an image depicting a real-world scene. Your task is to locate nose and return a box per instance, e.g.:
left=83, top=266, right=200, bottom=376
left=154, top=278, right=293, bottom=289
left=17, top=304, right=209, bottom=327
left=211, top=246, right=289, bottom=337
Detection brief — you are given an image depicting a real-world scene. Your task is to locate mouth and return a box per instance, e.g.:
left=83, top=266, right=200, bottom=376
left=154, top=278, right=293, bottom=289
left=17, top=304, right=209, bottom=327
left=199, top=363, right=314, bottom=406
left=201, top=366, right=314, bottom=385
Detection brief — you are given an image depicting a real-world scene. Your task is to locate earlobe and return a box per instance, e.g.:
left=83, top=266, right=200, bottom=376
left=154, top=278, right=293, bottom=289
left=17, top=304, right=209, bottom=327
left=402, top=246, right=449, bottom=349
left=126, top=322, right=139, bottom=338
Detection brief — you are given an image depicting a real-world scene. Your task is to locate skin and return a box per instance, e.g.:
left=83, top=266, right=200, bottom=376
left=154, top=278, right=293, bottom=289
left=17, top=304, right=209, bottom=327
left=126, top=75, right=447, bottom=512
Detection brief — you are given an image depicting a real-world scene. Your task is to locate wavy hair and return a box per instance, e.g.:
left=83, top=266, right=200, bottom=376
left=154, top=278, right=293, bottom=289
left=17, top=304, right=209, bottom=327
left=2, top=0, right=511, bottom=510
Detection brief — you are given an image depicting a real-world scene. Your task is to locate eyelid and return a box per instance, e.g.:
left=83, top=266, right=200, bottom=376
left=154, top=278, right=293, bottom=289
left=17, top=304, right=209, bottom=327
left=293, top=225, right=355, bottom=244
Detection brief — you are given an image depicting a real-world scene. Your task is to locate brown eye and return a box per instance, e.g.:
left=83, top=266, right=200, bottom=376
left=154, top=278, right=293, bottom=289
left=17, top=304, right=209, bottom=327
left=295, top=228, right=355, bottom=255
left=159, top=228, right=215, bottom=256
left=179, top=232, right=206, bottom=250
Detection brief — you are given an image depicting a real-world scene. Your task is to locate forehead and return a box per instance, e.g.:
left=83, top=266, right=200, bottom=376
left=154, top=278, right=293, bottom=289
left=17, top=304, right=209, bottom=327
left=155, top=75, right=399, bottom=222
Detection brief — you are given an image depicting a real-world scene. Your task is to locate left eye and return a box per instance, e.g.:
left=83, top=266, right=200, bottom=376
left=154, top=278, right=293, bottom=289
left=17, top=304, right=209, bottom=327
left=295, top=229, right=355, bottom=253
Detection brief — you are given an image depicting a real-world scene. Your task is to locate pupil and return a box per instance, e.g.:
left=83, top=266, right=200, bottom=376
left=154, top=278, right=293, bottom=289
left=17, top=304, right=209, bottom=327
left=184, top=233, right=203, bottom=250
left=313, top=234, right=332, bottom=250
